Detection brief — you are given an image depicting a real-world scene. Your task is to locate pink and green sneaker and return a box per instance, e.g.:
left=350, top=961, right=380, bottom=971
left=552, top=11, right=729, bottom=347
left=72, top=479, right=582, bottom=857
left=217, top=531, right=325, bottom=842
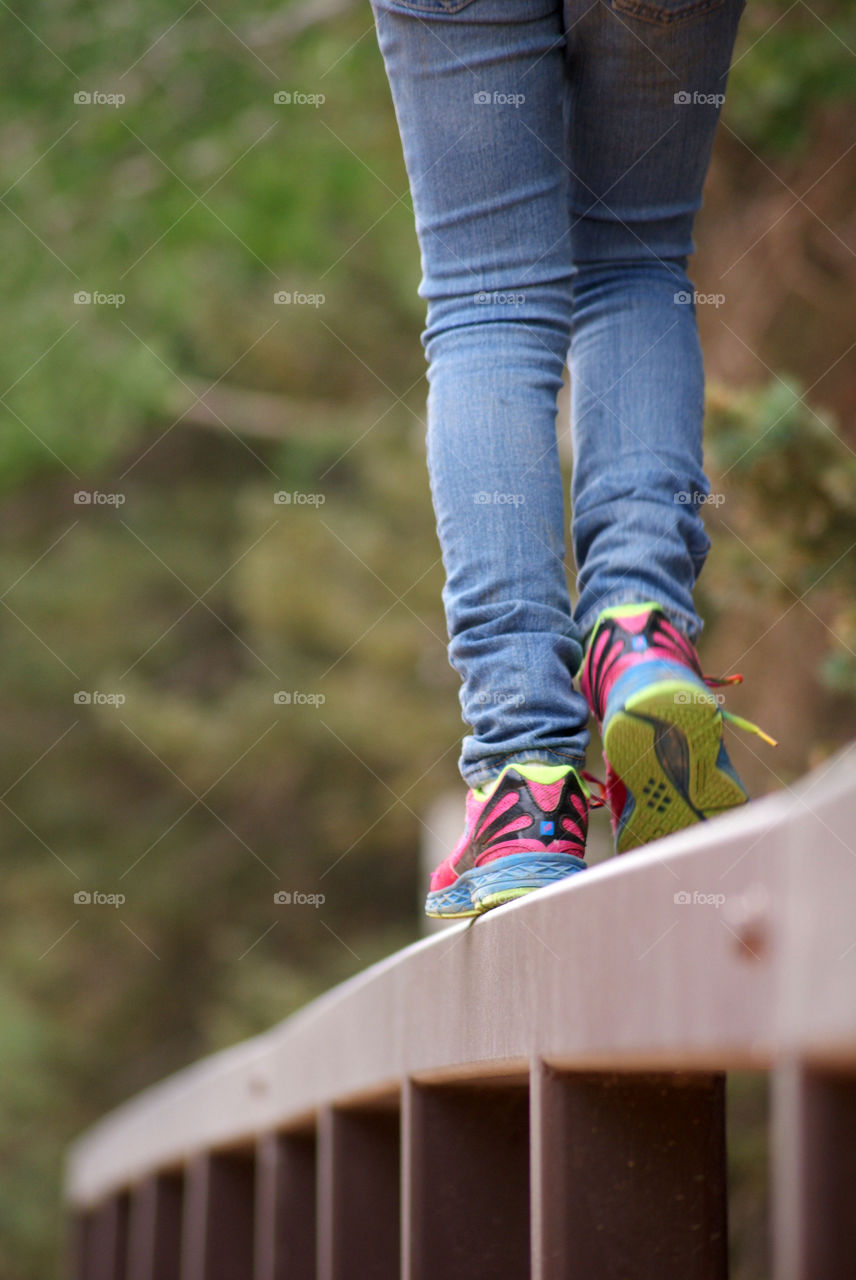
left=580, top=602, right=775, bottom=855
left=425, top=762, right=591, bottom=919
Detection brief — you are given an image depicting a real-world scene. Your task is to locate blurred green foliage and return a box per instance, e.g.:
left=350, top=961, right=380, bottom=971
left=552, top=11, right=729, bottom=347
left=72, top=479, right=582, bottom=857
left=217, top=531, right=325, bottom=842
left=0, top=0, right=423, bottom=489
left=726, top=0, right=855, bottom=152
left=705, top=378, right=856, bottom=696
left=0, top=2, right=853, bottom=1277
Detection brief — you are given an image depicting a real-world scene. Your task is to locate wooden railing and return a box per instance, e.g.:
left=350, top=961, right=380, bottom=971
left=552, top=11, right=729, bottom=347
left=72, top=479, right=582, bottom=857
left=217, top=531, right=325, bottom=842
left=65, top=745, right=856, bottom=1280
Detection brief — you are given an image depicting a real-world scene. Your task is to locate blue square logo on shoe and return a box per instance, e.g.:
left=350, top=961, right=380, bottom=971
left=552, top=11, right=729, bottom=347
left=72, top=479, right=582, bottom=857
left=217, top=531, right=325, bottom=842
left=540, top=820, right=554, bottom=836
left=632, top=635, right=647, bottom=651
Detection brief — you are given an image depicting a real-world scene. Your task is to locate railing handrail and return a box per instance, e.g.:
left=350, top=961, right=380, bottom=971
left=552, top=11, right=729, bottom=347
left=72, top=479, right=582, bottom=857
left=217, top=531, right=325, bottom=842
left=66, top=745, right=856, bottom=1210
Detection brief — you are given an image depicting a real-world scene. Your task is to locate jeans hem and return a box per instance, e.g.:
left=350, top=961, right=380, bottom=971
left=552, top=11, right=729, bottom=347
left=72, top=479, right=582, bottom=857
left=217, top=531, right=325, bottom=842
left=464, top=747, right=587, bottom=789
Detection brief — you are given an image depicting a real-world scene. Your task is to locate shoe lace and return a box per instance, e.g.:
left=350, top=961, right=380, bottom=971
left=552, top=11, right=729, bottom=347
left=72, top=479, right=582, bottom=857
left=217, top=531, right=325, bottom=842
left=703, top=672, right=778, bottom=747
left=580, top=770, right=607, bottom=809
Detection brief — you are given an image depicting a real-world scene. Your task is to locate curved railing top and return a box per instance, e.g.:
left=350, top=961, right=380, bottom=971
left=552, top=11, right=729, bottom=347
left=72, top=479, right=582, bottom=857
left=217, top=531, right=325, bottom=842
left=66, top=746, right=856, bottom=1208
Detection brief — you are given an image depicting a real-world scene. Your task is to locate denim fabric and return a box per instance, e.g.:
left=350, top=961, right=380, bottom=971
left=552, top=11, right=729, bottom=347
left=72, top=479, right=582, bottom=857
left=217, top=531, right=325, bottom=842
left=371, top=0, right=744, bottom=786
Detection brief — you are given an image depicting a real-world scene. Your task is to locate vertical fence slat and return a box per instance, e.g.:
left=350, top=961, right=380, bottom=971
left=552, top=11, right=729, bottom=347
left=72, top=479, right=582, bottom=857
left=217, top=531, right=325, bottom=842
left=127, top=1173, right=183, bottom=1280
left=86, top=1195, right=129, bottom=1280
left=255, top=1132, right=317, bottom=1280
left=772, top=1063, right=856, bottom=1280
left=181, top=1153, right=255, bottom=1280
left=531, top=1066, right=727, bottom=1280
left=403, top=1080, right=529, bottom=1280
left=67, top=1211, right=92, bottom=1280
left=317, top=1105, right=400, bottom=1280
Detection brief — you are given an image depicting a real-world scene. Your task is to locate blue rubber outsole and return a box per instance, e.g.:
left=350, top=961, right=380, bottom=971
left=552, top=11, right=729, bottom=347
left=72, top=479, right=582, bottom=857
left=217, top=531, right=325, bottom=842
left=425, top=851, right=587, bottom=919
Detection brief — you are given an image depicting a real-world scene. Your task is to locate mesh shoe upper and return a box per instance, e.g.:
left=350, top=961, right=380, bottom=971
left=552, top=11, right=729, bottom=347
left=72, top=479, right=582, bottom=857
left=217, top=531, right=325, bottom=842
left=580, top=603, right=703, bottom=725
left=429, top=765, right=589, bottom=893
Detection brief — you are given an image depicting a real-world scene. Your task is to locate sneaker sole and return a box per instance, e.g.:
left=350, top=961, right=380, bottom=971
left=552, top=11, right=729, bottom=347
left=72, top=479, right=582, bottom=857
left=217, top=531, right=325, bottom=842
left=603, top=677, right=748, bottom=855
left=424, top=852, right=587, bottom=919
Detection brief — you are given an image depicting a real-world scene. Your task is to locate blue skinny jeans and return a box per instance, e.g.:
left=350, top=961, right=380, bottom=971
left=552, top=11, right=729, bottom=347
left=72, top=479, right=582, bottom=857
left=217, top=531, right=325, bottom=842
left=370, top=0, right=745, bottom=786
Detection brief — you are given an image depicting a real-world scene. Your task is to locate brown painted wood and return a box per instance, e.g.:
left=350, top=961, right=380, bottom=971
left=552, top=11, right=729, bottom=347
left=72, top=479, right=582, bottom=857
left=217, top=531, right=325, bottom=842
left=72, top=757, right=833, bottom=1209
left=67, top=1211, right=91, bottom=1280
left=317, top=1105, right=400, bottom=1280
left=772, top=1064, right=856, bottom=1280
left=127, top=1173, right=183, bottom=1280
left=181, top=1153, right=255, bottom=1280
left=403, top=1080, right=529, bottom=1280
left=531, top=1066, right=727, bottom=1280
left=255, top=1132, right=317, bottom=1280
left=61, top=758, right=856, bottom=1278
left=87, top=1195, right=130, bottom=1280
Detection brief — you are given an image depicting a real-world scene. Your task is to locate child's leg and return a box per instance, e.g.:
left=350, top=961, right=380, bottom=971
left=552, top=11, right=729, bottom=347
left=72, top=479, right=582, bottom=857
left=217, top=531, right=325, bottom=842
left=563, top=0, right=758, bottom=851
left=371, top=0, right=589, bottom=788
left=564, top=0, right=746, bottom=642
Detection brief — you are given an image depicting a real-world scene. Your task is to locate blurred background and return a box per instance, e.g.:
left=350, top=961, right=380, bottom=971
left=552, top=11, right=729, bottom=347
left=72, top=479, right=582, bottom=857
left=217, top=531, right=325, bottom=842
left=0, top=1, right=853, bottom=1275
